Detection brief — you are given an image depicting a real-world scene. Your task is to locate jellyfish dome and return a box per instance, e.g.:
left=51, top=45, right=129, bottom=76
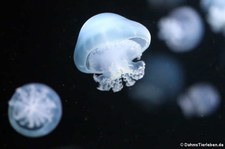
left=8, top=83, right=62, bottom=137
left=178, top=83, right=220, bottom=118
left=200, top=0, right=225, bottom=11
left=130, top=53, right=185, bottom=108
left=74, top=13, right=151, bottom=92
left=158, top=7, right=204, bottom=52
left=200, top=0, right=225, bottom=36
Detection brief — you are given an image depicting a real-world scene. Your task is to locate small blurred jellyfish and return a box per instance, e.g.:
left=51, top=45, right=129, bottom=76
left=74, top=13, right=151, bottom=92
left=130, top=54, right=184, bottom=108
left=8, top=83, right=62, bottom=137
left=177, top=83, right=220, bottom=118
left=147, top=0, right=185, bottom=11
left=158, top=7, right=204, bottom=52
left=200, top=0, right=225, bottom=36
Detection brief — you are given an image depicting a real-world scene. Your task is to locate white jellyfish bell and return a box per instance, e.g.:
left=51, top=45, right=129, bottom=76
left=158, top=7, right=204, bottom=52
left=200, top=0, right=225, bottom=36
left=130, top=53, right=185, bottom=108
left=74, top=13, right=151, bottom=92
left=177, top=83, right=220, bottom=118
left=8, top=83, right=62, bottom=137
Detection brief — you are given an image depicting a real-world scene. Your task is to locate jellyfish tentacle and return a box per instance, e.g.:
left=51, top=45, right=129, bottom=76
left=122, top=61, right=145, bottom=86
left=93, top=74, right=123, bottom=92
left=93, top=60, right=145, bottom=92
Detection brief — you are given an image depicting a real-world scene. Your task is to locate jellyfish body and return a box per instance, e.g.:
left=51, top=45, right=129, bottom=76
left=130, top=54, right=184, bottom=108
left=178, top=83, right=220, bottom=118
left=8, top=83, right=62, bottom=137
left=74, top=13, right=151, bottom=92
left=201, top=0, right=225, bottom=36
left=158, top=7, right=204, bottom=52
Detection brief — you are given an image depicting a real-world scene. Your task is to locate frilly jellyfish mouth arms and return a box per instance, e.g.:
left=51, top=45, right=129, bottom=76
left=74, top=12, right=151, bottom=92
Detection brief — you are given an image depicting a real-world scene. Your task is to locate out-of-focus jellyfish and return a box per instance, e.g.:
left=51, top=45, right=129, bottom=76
left=8, top=83, right=62, bottom=137
left=74, top=13, right=151, bottom=92
left=158, top=7, right=204, bottom=52
left=200, top=0, right=225, bottom=36
left=147, top=0, right=185, bottom=11
left=130, top=53, right=184, bottom=108
left=177, top=83, right=220, bottom=118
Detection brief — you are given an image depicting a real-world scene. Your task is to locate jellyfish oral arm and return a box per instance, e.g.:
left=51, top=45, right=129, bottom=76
left=89, top=40, right=145, bottom=92
left=93, top=60, right=145, bottom=92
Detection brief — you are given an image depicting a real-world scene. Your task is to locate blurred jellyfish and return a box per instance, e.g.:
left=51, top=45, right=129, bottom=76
left=74, top=13, right=151, bottom=92
left=200, top=0, right=225, bottom=11
left=8, top=83, right=62, bottom=137
left=147, top=0, right=185, bottom=11
left=200, top=0, right=225, bottom=36
left=130, top=53, right=185, bottom=108
left=158, top=7, right=204, bottom=52
left=177, top=83, right=220, bottom=118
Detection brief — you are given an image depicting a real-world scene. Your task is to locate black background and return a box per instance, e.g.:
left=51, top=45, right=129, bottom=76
left=1, top=0, right=225, bottom=148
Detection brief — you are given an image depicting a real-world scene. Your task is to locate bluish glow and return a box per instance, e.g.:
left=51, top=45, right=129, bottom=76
left=74, top=13, right=151, bottom=92
left=158, top=7, right=204, bottom=52
left=178, top=83, right=220, bottom=118
left=130, top=54, right=184, bottom=108
left=8, top=83, right=62, bottom=137
left=201, top=0, right=225, bottom=36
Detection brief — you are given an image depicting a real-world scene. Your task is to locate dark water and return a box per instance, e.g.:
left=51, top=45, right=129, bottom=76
left=1, top=0, right=225, bottom=148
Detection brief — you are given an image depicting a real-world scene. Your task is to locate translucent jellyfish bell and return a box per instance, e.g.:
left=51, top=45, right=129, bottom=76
left=177, top=83, right=220, bottom=118
left=74, top=13, right=151, bottom=92
left=158, top=7, right=204, bottom=52
left=200, top=0, right=225, bottom=36
left=8, top=83, right=62, bottom=137
left=130, top=53, right=185, bottom=108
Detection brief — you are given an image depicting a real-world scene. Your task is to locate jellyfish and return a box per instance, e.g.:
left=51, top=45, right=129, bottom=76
left=177, top=83, right=220, bottom=118
left=130, top=53, right=185, bottom=108
left=74, top=13, right=151, bottom=92
left=200, top=0, right=225, bottom=36
left=8, top=83, right=62, bottom=137
left=158, top=7, right=204, bottom=52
